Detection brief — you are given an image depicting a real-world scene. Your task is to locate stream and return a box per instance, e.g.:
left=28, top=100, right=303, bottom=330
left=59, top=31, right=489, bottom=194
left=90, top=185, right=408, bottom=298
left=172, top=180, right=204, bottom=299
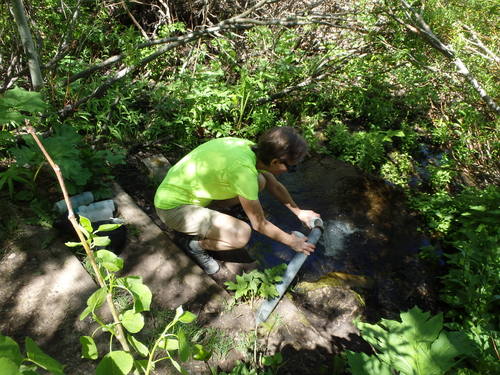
left=248, top=156, right=435, bottom=317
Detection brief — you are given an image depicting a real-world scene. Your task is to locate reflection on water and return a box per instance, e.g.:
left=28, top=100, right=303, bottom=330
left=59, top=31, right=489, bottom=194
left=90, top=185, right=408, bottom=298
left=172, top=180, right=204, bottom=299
left=322, top=219, right=359, bottom=257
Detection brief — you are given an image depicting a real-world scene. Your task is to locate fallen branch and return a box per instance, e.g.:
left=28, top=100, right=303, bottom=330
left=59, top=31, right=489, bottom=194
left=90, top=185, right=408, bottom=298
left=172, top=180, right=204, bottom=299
left=66, top=55, right=124, bottom=85
left=462, top=24, right=500, bottom=64
left=399, top=0, right=499, bottom=114
left=26, top=122, right=131, bottom=353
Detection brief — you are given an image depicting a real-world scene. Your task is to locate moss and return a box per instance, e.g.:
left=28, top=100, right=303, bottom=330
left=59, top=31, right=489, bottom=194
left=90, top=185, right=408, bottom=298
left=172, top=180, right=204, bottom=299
left=296, top=272, right=374, bottom=292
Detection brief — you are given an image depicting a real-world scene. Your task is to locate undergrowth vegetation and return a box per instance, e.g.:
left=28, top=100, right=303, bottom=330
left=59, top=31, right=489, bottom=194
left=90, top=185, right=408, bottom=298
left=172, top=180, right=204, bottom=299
left=1, top=0, right=498, bottom=373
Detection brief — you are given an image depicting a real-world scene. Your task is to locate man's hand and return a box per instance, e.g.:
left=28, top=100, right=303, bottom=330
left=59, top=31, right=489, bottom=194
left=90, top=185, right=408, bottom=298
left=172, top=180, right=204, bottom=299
left=297, top=209, right=321, bottom=229
left=289, top=232, right=315, bottom=255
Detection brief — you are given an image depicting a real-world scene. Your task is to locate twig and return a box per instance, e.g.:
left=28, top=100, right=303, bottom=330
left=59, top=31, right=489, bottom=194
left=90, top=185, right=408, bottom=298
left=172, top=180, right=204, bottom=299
left=26, top=121, right=131, bottom=353
left=121, top=0, right=149, bottom=40
left=492, top=336, right=500, bottom=361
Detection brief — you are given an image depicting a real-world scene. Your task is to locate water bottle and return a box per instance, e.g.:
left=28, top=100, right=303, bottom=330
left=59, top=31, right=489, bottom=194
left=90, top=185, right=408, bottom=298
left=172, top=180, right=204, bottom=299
left=76, top=200, right=115, bottom=222
left=54, top=191, right=94, bottom=214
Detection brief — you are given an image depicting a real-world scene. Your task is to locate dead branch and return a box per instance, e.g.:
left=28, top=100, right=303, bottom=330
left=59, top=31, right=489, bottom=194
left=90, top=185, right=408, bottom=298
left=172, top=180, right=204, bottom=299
left=59, top=3, right=353, bottom=116
left=399, top=0, right=499, bottom=114
left=462, top=24, right=500, bottom=64
left=66, top=55, right=124, bottom=85
left=26, top=122, right=131, bottom=353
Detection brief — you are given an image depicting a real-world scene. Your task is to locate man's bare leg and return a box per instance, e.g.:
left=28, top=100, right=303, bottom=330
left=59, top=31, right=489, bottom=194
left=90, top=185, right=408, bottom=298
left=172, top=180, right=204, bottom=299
left=199, top=213, right=251, bottom=251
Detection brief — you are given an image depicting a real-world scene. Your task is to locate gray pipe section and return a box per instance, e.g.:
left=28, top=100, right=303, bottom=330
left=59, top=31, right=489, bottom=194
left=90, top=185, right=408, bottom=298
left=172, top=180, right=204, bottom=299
left=255, top=219, right=324, bottom=324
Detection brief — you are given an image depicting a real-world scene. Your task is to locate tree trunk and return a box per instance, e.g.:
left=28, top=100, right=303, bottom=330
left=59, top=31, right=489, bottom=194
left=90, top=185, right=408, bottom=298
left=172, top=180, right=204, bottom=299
left=11, top=0, right=43, bottom=91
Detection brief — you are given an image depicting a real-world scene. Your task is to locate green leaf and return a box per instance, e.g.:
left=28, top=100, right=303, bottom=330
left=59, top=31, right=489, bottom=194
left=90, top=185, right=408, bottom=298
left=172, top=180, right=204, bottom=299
left=354, top=306, right=476, bottom=375
left=345, top=352, right=392, bottom=375
left=0, top=110, right=25, bottom=124
left=0, top=357, right=19, bottom=375
left=95, top=250, right=123, bottom=272
left=262, top=352, right=282, bottom=367
left=0, top=335, right=23, bottom=367
left=95, top=351, right=134, bottom=375
left=159, top=338, right=179, bottom=351
left=80, top=336, right=98, bottom=360
left=399, top=307, right=443, bottom=343
left=93, top=236, right=111, bottom=248
left=120, top=310, right=144, bottom=333
left=235, top=287, right=248, bottom=300
left=25, top=337, right=65, bottom=374
left=80, top=287, right=107, bottom=320
left=469, top=205, right=486, bottom=211
left=430, top=331, right=473, bottom=372
left=127, top=335, right=149, bottom=358
left=79, top=216, right=93, bottom=234
left=224, top=281, right=238, bottom=291
left=0, top=87, right=48, bottom=113
left=116, top=276, right=152, bottom=313
left=169, top=356, right=188, bottom=375
left=178, top=311, right=196, bottom=324
left=96, top=223, right=122, bottom=232
left=0, top=87, right=48, bottom=125
left=178, top=328, right=190, bottom=362
left=192, top=344, right=212, bottom=361
left=64, top=241, right=82, bottom=248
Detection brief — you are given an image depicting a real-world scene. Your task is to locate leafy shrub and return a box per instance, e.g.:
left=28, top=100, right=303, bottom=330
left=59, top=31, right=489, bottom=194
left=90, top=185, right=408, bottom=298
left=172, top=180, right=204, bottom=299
left=325, top=121, right=405, bottom=171
left=225, top=264, right=287, bottom=306
left=6, top=126, right=124, bottom=196
left=69, top=216, right=211, bottom=374
left=380, top=151, right=414, bottom=188
left=411, top=186, right=500, bottom=373
left=439, top=187, right=500, bottom=374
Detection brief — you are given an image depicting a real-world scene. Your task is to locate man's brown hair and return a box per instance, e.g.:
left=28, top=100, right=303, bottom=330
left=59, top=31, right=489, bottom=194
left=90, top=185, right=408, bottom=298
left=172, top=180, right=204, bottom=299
left=254, top=126, right=308, bottom=165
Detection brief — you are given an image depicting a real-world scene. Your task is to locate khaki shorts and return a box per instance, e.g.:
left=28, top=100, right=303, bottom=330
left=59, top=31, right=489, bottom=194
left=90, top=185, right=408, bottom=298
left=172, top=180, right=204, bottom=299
left=156, top=205, right=226, bottom=239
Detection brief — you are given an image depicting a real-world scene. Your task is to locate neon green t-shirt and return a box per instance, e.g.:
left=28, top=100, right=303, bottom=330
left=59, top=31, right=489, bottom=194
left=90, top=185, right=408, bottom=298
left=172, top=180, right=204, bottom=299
left=154, top=138, right=259, bottom=210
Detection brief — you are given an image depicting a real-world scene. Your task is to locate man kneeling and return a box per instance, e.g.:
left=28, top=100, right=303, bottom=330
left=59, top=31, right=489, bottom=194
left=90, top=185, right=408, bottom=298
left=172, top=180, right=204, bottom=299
left=154, top=126, right=320, bottom=274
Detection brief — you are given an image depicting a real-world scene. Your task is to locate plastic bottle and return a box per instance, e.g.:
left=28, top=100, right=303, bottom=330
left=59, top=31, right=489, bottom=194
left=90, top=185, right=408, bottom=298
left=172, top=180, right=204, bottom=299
left=54, top=192, right=94, bottom=214
left=76, top=200, right=115, bottom=222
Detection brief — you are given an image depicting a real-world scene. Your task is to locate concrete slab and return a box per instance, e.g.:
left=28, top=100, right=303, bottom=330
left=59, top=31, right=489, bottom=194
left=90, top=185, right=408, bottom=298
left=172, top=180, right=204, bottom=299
left=112, top=183, right=229, bottom=314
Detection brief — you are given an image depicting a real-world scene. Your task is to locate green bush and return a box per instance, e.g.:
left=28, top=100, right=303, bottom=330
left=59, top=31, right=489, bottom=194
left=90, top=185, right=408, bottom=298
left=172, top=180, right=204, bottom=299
left=6, top=126, right=124, bottom=197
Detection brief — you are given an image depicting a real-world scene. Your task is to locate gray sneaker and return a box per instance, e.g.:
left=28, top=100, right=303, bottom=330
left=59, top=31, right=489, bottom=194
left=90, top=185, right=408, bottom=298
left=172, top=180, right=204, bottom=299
left=185, top=240, right=220, bottom=275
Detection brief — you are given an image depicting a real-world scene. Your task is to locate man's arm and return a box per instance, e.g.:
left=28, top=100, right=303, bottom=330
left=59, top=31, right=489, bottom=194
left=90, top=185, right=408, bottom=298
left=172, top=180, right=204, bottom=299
left=261, top=171, right=320, bottom=228
left=239, top=196, right=315, bottom=255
